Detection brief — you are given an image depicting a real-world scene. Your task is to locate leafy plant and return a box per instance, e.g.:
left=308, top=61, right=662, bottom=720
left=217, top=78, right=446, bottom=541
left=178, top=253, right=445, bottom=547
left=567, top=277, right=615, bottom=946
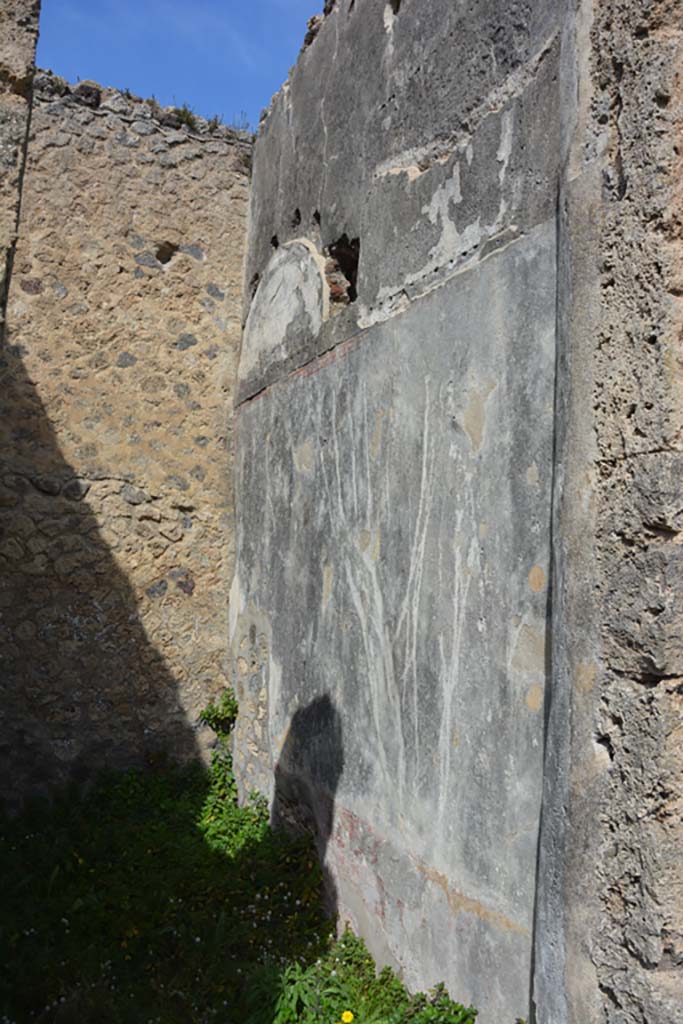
left=274, top=932, right=477, bottom=1024
left=199, top=686, right=239, bottom=736
left=0, top=693, right=478, bottom=1023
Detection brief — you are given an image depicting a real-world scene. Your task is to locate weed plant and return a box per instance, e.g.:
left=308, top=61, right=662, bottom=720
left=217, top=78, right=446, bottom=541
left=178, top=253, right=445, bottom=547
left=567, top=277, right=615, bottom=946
left=0, top=693, right=477, bottom=1024
left=173, top=103, right=199, bottom=131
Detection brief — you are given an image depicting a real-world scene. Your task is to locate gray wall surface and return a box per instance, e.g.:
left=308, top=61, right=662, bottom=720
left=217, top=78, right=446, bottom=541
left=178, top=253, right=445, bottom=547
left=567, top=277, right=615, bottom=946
left=233, top=2, right=563, bottom=1020
left=3, top=0, right=681, bottom=1019
left=235, top=227, right=556, bottom=1018
left=234, top=0, right=683, bottom=1021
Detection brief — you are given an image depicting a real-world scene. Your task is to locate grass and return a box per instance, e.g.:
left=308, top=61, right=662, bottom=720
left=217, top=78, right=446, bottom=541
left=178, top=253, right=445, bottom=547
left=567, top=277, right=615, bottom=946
left=0, top=696, right=477, bottom=1024
left=173, top=102, right=199, bottom=131
left=170, top=106, right=253, bottom=134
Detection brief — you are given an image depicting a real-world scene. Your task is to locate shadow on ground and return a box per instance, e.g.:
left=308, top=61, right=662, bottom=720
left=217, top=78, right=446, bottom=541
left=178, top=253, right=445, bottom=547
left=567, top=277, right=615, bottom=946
left=0, top=692, right=344, bottom=1024
left=0, top=305, right=348, bottom=1023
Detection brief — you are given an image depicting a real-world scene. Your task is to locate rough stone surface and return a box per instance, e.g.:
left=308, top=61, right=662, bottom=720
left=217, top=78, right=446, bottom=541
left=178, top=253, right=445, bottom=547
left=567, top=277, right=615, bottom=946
left=236, top=1, right=683, bottom=1021
left=0, top=0, right=40, bottom=340
left=1, top=2, right=682, bottom=1020
left=535, top=3, right=683, bottom=1023
left=0, top=71, right=251, bottom=804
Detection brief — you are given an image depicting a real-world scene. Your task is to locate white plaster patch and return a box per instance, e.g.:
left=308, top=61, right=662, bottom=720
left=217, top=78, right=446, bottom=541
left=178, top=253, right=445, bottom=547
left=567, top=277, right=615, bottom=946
left=228, top=571, right=246, bottom=644
left=238, top=240, right=326, bottom=385
left=497, top=109, right=514, bottom=187
left=294, top=438, right=315, bottom=474
left=373, top=144, right=451, bottom=182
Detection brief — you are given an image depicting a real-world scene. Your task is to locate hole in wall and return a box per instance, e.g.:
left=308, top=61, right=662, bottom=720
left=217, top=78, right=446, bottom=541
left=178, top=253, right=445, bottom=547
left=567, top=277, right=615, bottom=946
left=291, top=208, right=302, bottom=228
left=155, top=241, right=180, bottom=264
left=249, top=272, right=260, bottom=300
left=326, top=234, right=360, bottom=303
left=313, top=210, right=321, bottom=226
left=349, top=0, right=355, bottom=11
left=389, top=0, right=401, bottom=13
left=595, top=732, right=615, bottom=761
left=271, top=235, right=280, bottom=249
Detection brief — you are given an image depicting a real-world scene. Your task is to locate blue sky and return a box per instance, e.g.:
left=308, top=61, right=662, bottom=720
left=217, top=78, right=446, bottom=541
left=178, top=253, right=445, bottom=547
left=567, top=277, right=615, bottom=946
left=36, top=0, right=322, bottom=130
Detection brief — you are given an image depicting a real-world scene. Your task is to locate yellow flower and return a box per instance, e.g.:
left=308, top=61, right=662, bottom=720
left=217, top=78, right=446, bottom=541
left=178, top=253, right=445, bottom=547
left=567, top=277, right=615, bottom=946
left=342, top=1013, right=354, bottom=1023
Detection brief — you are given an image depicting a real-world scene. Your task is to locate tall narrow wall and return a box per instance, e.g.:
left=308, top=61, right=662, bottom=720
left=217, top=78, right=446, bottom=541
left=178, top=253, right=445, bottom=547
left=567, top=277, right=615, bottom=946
left=234, top=1, right=683, bottom=1021
left=0, top=0, right=40, bottom=336
left=535, top=2, right=683, bottom=1022
left=232, top=2, right=564, bottom=1020
left=1, top=72, right=251, bottom=803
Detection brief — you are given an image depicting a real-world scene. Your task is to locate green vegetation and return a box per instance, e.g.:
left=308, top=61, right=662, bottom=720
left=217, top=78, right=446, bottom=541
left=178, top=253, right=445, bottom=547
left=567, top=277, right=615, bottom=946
left=50, top=74, right=70, bottom=96
left=0, top=691, right=477, bottom=1023
left=140, top=99, right=253, bottom=135
left=173, top=102, right=199, bottom=131
left=199, top=689, right=239, bottom=736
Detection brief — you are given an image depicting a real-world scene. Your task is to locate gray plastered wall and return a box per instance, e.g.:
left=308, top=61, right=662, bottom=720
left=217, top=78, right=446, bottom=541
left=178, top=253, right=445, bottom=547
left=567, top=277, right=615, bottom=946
left=235, top=0, right=683, bottom=1021
left=235, top=1, right=564, bottom=1020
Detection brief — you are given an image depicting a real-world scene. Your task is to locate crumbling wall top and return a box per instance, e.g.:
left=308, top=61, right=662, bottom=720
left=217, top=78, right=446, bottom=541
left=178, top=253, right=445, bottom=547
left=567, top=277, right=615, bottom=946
left=33, top=69, right=254, bottom=149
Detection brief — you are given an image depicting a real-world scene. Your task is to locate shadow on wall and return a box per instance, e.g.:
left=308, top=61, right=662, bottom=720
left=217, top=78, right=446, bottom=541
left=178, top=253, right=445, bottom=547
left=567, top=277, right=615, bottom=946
left=0, top=339, right=199, bottom=807
left=271, top=694, right=344, bottom=917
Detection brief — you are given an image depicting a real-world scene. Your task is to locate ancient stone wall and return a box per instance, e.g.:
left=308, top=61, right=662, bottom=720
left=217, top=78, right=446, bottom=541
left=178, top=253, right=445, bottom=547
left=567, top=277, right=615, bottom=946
left=0, top=0, right=39, bottom=337
left=0, top=68, right=251, bottom=803
left=234, top=1, right=683, bottom=1022
left=2, top=0, right=681, bottom=1019
left=233, top=2, right=563, bottom=1020
left=535, top=2, right=683, bottom=1023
